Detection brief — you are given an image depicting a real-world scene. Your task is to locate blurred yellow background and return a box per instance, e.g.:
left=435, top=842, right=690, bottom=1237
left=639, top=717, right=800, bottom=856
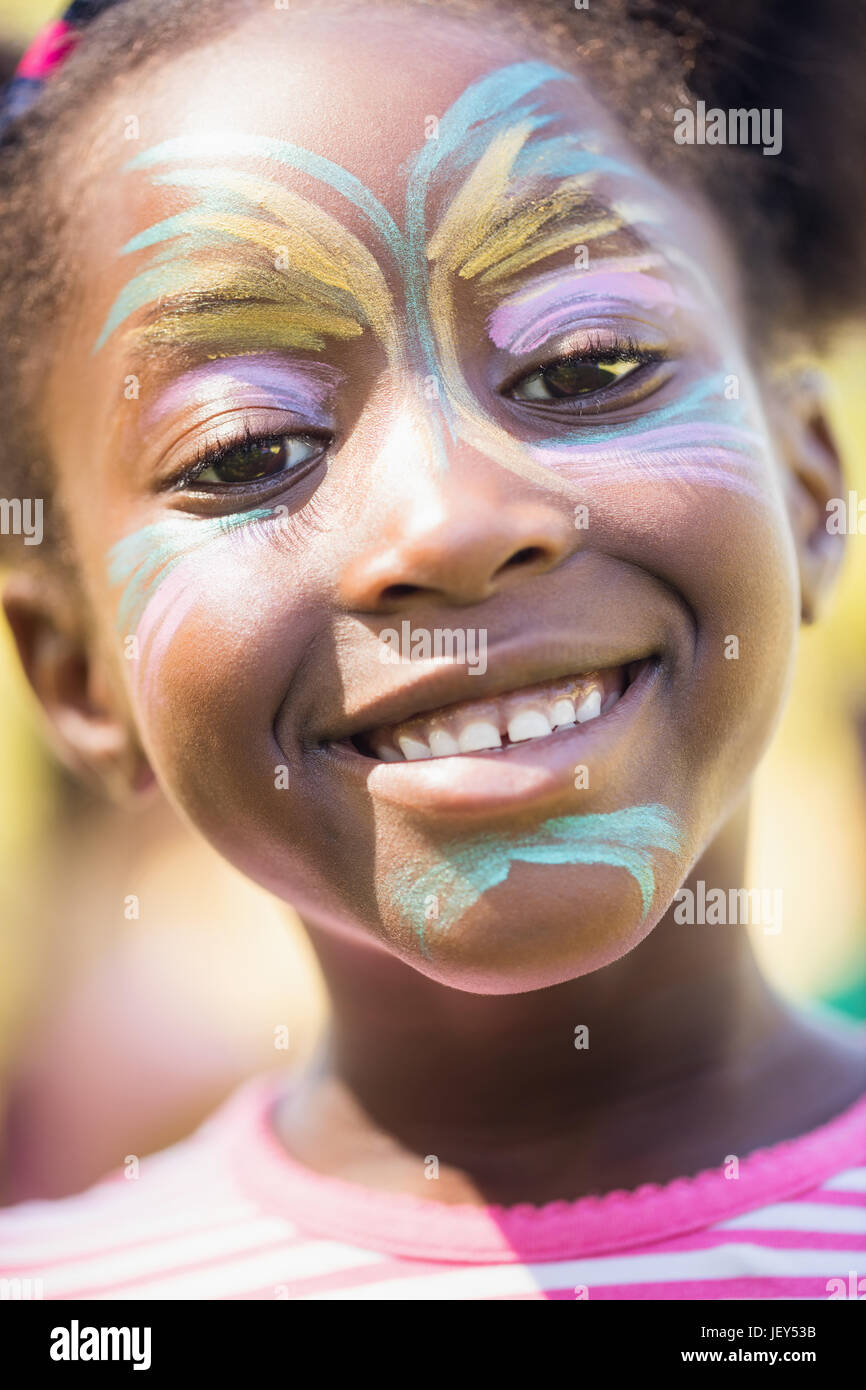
left=0, top=1, right=864, bottom=1202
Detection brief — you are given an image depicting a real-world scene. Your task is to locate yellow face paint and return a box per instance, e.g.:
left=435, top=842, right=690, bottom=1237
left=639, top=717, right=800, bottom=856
left=98, top=60, right=716, bottom=496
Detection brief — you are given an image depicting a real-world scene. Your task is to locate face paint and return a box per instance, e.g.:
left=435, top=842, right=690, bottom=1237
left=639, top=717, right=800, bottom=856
left=413, top=68, right=770, bottom=500
left=386, top=803, right=683, bottom=954
left=92, top=59, right=781, bottom=966
left=94, top=162, right=397, bottom=358
left=146, top=354, right=341, bottom=428
left=103, top=61, right=775, bottom=723
left=108, top=507, right=280, bottom=708
left=486, top=264, right=689, bottom=355
left=96, top=62, right=682, bottom=480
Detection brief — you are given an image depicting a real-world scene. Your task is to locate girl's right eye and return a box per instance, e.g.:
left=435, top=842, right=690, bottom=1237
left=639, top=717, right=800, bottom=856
left=185, top=432, right=325, bottom=489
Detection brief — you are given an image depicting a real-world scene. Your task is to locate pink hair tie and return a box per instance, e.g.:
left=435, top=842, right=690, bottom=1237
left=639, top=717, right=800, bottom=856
left=15, top=20, right=78, bottom=81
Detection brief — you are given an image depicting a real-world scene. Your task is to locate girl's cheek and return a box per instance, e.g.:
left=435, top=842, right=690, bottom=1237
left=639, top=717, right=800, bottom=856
left=524, top=378, right=772, bottom=502
left=106, top=511, right=297, bottom=756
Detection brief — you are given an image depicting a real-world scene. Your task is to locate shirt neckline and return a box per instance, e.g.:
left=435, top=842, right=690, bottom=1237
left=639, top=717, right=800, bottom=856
left=214, top=1070, right=866, bottom=1263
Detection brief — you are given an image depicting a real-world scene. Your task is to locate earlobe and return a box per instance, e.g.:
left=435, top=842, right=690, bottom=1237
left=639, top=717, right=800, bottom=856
left=1, top=570, right=156, bottom=803
left=769, top=365, right=845, bottom=625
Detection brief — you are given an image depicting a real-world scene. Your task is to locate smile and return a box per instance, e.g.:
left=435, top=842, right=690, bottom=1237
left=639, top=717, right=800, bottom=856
left=348, top=661, right=647, bottom=762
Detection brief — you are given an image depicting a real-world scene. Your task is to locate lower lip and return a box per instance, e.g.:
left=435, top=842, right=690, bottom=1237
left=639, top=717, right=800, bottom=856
left=322, top=658, right=661, bottom=819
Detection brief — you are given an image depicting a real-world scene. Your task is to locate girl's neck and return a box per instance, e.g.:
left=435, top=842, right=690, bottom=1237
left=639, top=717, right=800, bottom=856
left=279, top=803, right=866, bottom=1204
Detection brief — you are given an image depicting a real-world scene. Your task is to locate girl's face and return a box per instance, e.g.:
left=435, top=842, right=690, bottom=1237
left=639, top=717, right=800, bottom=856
left=46, top=6, right=802, bottom=990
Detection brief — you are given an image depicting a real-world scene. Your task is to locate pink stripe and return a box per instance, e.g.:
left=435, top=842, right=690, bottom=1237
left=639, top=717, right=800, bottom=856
left=42, top=1232, right=297, bottom=1301
left=16, top=20, right=76, bottom=80
left=216, top=1231, right=866, bottom=1299
left=133, top=560, right=201, bottom=710
left=548, top=1227, right=866, bottom=1254
left=239, top=1253, right=462, bottom=1299
left=543, top=1275, right=842, bottom=1299
left=3, top=1073, right=865, bottom=1299
left=231, top=1074, right=866, bottom=1263
left=806, top=1189, right=866, bottom=1207
left=0, top=1206, right=271, bottom=1271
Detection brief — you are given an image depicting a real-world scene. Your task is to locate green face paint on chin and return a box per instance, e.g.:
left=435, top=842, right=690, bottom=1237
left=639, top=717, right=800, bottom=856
left=386, top=803, right=683, bottom=955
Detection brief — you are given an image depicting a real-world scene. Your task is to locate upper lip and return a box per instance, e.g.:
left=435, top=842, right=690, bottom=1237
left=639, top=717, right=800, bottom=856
left=317, top=635, right=660, bottom=746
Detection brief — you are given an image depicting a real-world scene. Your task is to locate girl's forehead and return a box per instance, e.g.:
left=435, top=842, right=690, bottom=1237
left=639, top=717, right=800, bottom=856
left=86, top=5, right=653, bottom=227
left=65, top=2, right=737, bottom=382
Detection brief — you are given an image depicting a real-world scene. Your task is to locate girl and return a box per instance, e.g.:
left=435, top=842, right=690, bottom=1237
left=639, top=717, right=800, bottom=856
left=0, top=0, right=865, bottom=1300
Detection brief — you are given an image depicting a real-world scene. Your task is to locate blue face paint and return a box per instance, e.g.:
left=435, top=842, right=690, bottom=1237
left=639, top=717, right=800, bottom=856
left=387, top=803, right=683, bottom=953
left=95, top=61, right=670, bottom=477
left=108, top=507, right=277, bottom=635
left=402, top=60, right=573, bottom=414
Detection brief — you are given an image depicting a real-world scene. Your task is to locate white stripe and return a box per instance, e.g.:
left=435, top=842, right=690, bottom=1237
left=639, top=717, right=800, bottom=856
left=36, top=1217, right=296, bottom=1298
left=0, top=1151, right=221, bottom=1235
left=102, top=1240, right=385, bottom=1301
left=823, top=1167, right=866, bottom=1193
left=717, top=1202, right=866, bottom=1234
left=0, top=1200, right=264, bottom=1265
left=0, top=1171, right=245, bottom=1251
left=299, top=1244, right=866, bottom=1300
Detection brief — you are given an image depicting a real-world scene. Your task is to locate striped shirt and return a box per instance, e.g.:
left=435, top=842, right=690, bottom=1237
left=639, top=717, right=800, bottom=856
left=2, top=1073, right=865, bottom=1300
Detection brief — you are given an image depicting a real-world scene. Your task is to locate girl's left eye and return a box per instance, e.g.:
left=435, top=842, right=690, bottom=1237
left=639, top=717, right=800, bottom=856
left=190, top=433, right=323, bottom=487
left=509, top=355, right=648, bottom=403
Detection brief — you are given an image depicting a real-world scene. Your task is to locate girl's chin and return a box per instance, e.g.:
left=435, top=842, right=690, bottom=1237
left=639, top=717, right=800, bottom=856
left=377, top=863, right=659, bottom=993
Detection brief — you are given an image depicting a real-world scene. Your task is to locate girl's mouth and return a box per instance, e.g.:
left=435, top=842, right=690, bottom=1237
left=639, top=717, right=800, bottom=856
left=348, top=661, right=646, bottom=763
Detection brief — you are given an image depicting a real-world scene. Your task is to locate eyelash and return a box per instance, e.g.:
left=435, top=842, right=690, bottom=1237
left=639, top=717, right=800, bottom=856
left=503, top=331, right=667, bottom=394
left=167, top=334, right=668, bottom=494
left=169, top=420, right=328, bottom=493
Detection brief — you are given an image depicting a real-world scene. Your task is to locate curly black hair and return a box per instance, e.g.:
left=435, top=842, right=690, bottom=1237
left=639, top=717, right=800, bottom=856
left=0, top=0, right=864, bottom=567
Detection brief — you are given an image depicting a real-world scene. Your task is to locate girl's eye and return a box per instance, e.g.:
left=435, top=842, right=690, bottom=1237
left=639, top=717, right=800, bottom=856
left=192, top=433, right=323, bottom=487
left=509, top=356, right=646, bottom=403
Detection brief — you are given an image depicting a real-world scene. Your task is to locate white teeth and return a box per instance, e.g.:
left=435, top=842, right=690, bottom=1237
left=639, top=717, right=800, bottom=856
left=368, top=668, right=630, bottom=761
left=428, top=727, right=461, bottom=758
left=397, top=733, right=431, bottom=761
left=374, top=742, right=402, bottom=762
left=507, top=709, right=553, bottom=743
left=457, top=720, right=502, bottom=753
left=551, top=697, right=576, bottom=728
left=576, top=688, right=602, bottom=723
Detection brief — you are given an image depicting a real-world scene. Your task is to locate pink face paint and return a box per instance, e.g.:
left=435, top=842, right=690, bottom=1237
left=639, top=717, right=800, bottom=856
left=488, top=267, right=692, bottom=356
left=146, top=354, right=343, bottom=428
left=132, top=560, right=202, bottom=711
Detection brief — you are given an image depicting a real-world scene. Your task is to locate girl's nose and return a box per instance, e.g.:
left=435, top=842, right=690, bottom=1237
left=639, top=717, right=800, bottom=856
left=338, top=482, right=576, bottom=613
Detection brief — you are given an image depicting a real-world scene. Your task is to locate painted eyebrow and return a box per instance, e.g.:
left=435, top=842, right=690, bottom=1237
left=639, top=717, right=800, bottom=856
left=97, top=60, right=685, bottom=480
left=433, top=183, right=629, bottom=287
left=95, top=61, right=657, bottom=352
left=122, top=278, right=368, bottom=362
left=95, top=164, right=400, bottom=360
left=421, top=94, right=659, bottom=290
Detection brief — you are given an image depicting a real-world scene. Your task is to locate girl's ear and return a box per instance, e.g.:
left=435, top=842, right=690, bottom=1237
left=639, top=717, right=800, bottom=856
left=2, top=569, right=156, bottom=803
left=768, top=365, right=845, bottom=625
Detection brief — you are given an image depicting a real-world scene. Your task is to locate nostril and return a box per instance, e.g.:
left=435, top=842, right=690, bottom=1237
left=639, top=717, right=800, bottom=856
left=380, top=582, right=423, bottom=603
left=496, top=545, right=547, bottom=576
